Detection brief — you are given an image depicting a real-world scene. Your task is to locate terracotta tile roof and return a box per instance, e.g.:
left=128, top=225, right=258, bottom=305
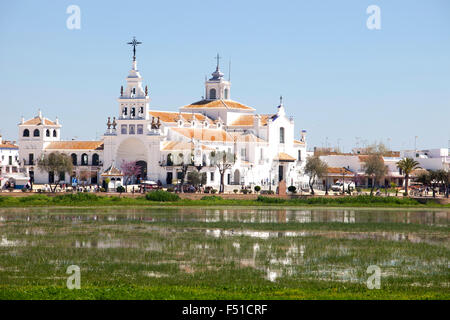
left=275, top=152, right=296, bottom=162
left=358, top=155, right=383, bottom=162
left=181, top=99, right=255, bottom=111
left=327, top=167, right=354, bottom=175
left=45, top=141, right=104, bottom=150
left=229, top=115, right=255, bottom=126
left=170, top=127, right=232, bottom=143
left=149, top=111, right=212, bottom=124
left=23, top=116, right=57, bottom=126
left=0, top=141, right=18, bottom=149
left=162, top=141, right=214, bottom=151
left=259, top=114, right=273, bottom=126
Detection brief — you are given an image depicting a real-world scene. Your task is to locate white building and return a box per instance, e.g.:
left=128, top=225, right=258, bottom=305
left=400, top=149, right=450, bottom=171
left=0, top=135, right=27, bottom=189
left=17, top=44, right=309, bottom=191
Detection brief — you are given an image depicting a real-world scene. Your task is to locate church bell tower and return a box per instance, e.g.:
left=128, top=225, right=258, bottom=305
left=118, top=37, right=150, bottom=120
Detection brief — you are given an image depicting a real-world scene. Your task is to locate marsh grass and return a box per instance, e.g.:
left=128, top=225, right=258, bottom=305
left=0, top=194, right=448, bottom=208
left=0, top=207, right=448, bottom=299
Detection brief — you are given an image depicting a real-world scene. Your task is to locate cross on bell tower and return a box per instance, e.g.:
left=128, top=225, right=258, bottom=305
left=127, top=37, right=142, bottom=62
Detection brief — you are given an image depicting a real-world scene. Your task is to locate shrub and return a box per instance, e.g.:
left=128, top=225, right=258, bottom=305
left=116, top=186, right=125, bottom=193
left=21, top=187, right=28, bottom=192
left=100, top=187, right=106, bottom=192
left=254, top=186, right=261, bottom=193
left=18, top=195, right=50, bottom=203
left=201, top=195, right=223, bottom=201
left=166, top=187, right=174, bottom=192
left=53, top=193, right=100, bottom=202
left=211, top=189, right=217, bottom=194
left=233, top=189, right=238, bottom=194
left=145, top=190, right=180, bottom=202
left=256, top=195, right=285, bottom=203
left=288, top=186, right=297, bottom=193
left=261, top=190, right=275, bottom=195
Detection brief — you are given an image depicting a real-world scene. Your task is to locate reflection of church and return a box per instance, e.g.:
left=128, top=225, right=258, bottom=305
left=18, top=39, right=309, bottom=190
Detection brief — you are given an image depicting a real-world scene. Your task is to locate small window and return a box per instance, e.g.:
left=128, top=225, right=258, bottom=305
left=123, top=107, right=128, bottom=116
left=23, top=129, right=30, bottom=137
left=137, top=124, right=143, bottom=134
left=131, top=108, right=136, bottom=117
left=92, top=154, right=99, bottom=166
left=33, top=129, right=40, bottom=137
left=121, top=125, right=127, bottom=134
left=129, top=125, right=135, bottom=134
left=53, top=130, right=57, bottom=137
left=71, top=154, right=77, bottom=166
left=28, top=153, right=34, bottom=165
left=59, top=171, right=65, bottom=181
left=210, top=172, right=214, bottom=182
left=224, top=88, right=229, bottom=99
left=46, top=129, right=50, bottom=137
left=81, top=153, right=88, bottom=166
left=209, top=88, right=216, bottom=99
left=298, top=150, right=302, bottom=161
left=280, top=127, right=285, bottom=144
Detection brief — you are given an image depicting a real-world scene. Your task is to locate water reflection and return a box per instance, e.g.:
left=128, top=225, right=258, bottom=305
left=0, top=207, right=448, bottom=226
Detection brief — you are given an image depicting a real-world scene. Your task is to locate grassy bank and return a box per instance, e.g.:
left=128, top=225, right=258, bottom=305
left=0, top=192, right=449, bottom=208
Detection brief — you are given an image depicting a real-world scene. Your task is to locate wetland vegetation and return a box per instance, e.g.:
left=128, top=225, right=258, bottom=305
left=0, top=207, right=448, bottom=299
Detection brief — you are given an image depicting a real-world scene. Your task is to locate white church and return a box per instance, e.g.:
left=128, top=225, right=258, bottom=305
left=17, top=39, right=309, bottom=192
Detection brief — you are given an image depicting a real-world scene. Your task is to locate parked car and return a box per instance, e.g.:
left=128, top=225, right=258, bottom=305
left=140, top=180, right=161, bottom=192
left=331, top=181, right=355, bottom=192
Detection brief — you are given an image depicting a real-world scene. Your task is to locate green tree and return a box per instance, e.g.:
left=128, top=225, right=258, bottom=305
left=304, top=156, right=328, bottom=195
left=37, top=152, right=73, bottom=192
left=362, top=154, right=388, bottom=196
left=397, top=158, right=420, bottom=196
left=436, top=169, right=450, bottom=198
left=187, top=171, right=206, bottom=188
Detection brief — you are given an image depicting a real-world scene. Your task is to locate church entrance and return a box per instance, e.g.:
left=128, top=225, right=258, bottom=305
left=136, top=160, right=147, bottom=182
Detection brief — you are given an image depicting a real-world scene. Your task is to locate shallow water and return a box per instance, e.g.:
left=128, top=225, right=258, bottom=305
left=0, top=207, right=448, bottom=286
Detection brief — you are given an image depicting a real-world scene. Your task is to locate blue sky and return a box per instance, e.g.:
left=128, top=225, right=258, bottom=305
left=0, top=0, right=449, bottom=151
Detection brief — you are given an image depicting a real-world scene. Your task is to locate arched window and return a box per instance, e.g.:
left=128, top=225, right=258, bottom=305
left=23, top=129, right=30, bottom=137
left=224, top=88, right=229, bottom=99
left=167, top=153, right=173, bottom=166
left=33, top=129, right=40, bottom=137
left=71, top=154, right=77, bottom=166
left=92, top=153, right=99, bottom=166
left=53, top=130, right=57, bottom=137
left=81, top=153, right=88, bottom=166
left=46, top=129, right=50, bottom=137
left=279, top=127, right=285, bottom=144
left=209, top=88, right=216, bottom=99
left=131, top=107, right=136, bottom=117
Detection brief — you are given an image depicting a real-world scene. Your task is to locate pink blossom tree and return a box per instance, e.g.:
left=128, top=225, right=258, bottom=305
left=121, top=160, right=142, bottom=185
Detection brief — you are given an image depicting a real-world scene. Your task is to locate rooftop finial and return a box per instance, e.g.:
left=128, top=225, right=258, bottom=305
left=280, top=95, right=283, bottom=106
left=215, top=53, right=221, bottom=70
left=127, top=37, right=142, bottom=62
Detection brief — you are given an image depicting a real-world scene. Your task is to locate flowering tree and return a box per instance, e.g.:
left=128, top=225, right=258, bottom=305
left=121, top=160, right=142, bottom=185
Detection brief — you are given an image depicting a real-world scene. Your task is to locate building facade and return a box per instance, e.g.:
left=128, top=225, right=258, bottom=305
left=17, top=48, right=309, bottom=191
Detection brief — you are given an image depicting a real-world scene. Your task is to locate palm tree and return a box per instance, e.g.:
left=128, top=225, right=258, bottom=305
left=397, top=158, right=420, bottom=196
